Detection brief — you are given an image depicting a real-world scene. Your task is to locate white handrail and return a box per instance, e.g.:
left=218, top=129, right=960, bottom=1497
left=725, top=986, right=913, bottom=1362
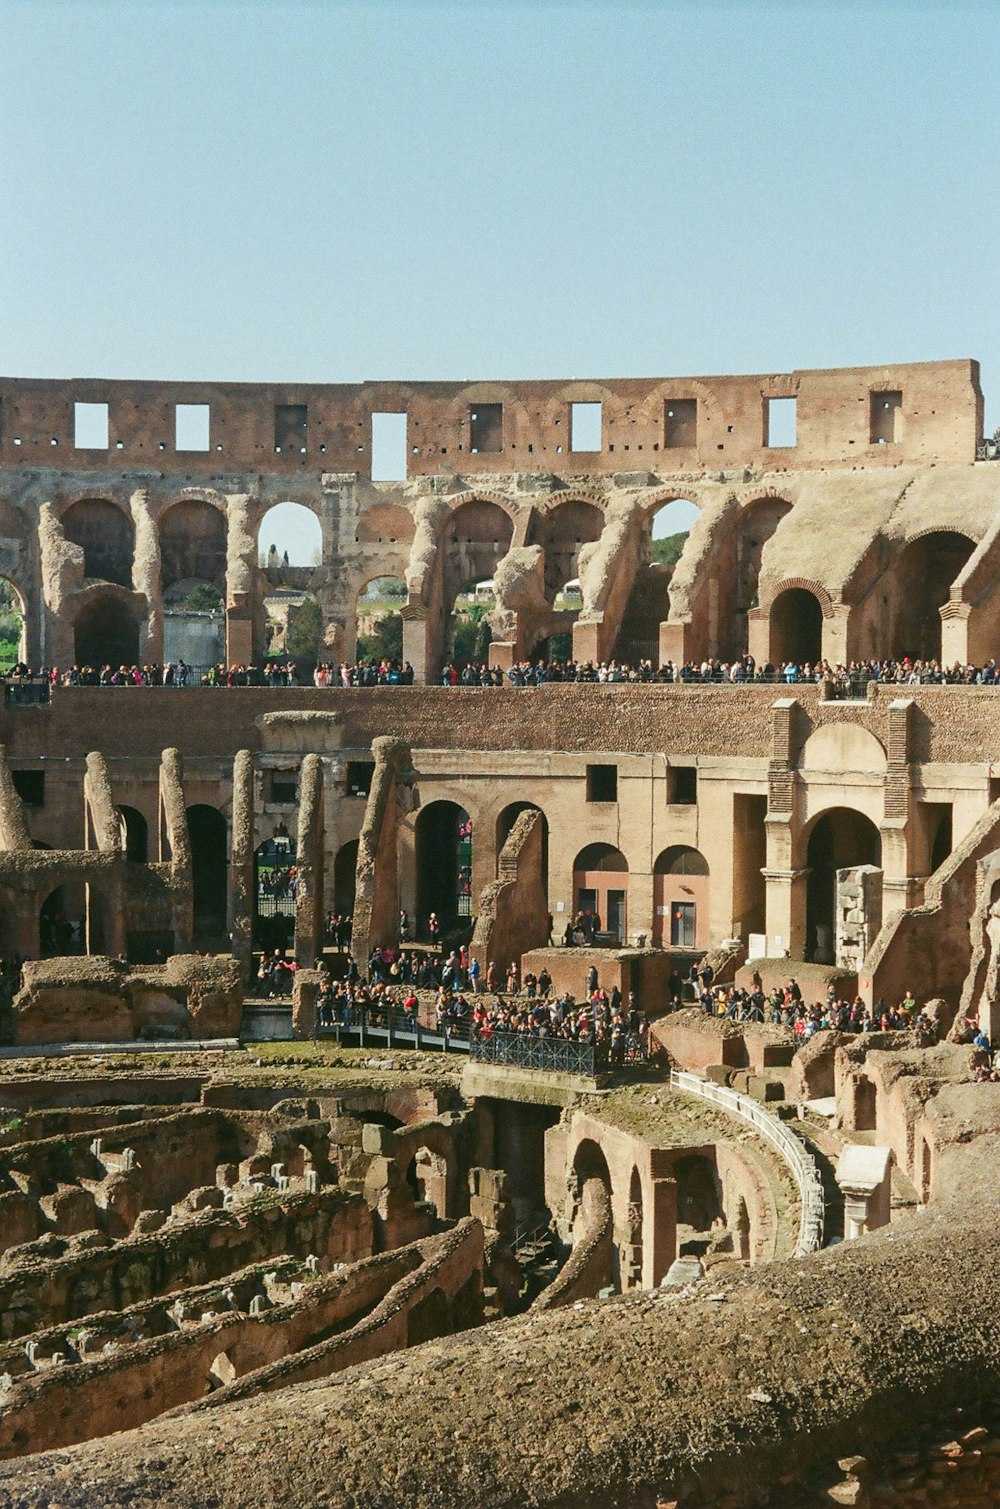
left=669, top=1068, right=825, bottom=1256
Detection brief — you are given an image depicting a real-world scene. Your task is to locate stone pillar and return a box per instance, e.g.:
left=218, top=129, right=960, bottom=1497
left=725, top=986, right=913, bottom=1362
left=628, top=869, right=655, bottom=947
left=488, top=640, right=515, bottom=673
left=762, top=865, right=809, bottom=960
left=294, top=754, right=325, bottom=967
left=572, top=616, right=605, bottom=666
left=130, top=489, right=163, bottom=664
left=230, top=750, right=254, bottom=975
left=746, top=607, right=770, bottom=666
left=659, top=619, right=690, bottom=667
left=401, top=603, right=432, bottom=685
left=645, top=1158, right=677, bottom=1290
left=822, top=603, right=851, bottom=667
left=940, top=601, right=971, bottom=666
left=225, top=494, right=257, bottom=667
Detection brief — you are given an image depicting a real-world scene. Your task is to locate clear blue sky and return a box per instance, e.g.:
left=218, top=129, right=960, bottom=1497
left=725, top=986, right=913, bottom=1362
left=3, top=0, right=998, bottom=427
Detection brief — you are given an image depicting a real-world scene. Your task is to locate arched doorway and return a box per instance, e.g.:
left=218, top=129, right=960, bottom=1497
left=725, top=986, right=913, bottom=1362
left=805, top=808, right=882, bottom=963
left=675, top=1153, right=722, bottom=1249
left=0, top=578, right=27, bottom=671
left=39, top=886, right=84, bottom=957
left=187, top=805, right=228, bottom=944
left=119, top=806, right=148, bottom=864
left=495, top=801, right=548, bottom=890
left=333, top=839, right=358, bottom=918
left=731, top=496, right=792, bottom=656
left=770, top=587, right=823, bottom=666
left=572, top=842, right=628, bottom=944
left=440, top=500, right=514, bottom=671
left=617, top=497, right=698, bottom=663
left=73, top=597, right=140, bottom=669
left=891, top=532, right=976, bottom=662
left=254, top=831, right=296, bottom=953
left=653, top=846, right=709, bottom=949
left=415, top=801, right=473, bottom=938
left=62, top=500, right=134, bottom=587
left=571, top=1137, right=615, bottom=1287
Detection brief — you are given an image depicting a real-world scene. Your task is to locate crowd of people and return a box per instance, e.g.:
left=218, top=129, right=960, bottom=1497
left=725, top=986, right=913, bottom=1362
left=664, top=957, right=934, bottom=1038
left=12, top=650, right=1000, bottom=696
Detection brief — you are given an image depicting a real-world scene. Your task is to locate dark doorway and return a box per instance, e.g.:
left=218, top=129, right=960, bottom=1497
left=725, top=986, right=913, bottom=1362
left=74, top=597, right=140, bottom=669
left=187, top=805, right=228, bottom=943
left=805, top=808, right=881, bottom=962
left=770, top=587, right=823, bottom=665
left=416, top=801, right=472, bottom=937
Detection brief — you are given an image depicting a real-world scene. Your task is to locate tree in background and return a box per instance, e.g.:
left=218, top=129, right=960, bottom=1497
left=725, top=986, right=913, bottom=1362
left=650, top=532, right=688, bottom=569
left=357, top=611, right=403, bottom=664
left=183, top=583, right=223, bottom=612
left=285, top=597, right=323, bottom=663
left=452, top=603, right=492, bottom=663
left=0, top=582, right=23, bottom=670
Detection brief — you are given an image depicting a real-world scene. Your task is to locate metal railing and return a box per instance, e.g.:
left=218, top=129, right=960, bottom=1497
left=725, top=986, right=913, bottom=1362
left=471, top=1033, right=600, bottom=1075
left=2, top=678, right=50, bottom=706
left=669, top=1068, right=825, bottom=1257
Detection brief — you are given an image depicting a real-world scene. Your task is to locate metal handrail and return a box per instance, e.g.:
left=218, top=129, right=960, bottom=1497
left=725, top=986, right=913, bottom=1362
left=669, top=1068, right=825, bottom=1257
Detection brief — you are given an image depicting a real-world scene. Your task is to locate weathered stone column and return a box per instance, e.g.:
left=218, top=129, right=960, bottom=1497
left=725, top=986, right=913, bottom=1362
left=224, top=493, right=257, bottom=667
left=230, top=749, right=254, bottom=974
left=351, top=737, right=417, bottom=964
left=294, top=754, right=325, bottom=966
left=401, top=603, right=432, bottom=684
left=130, top=489, right=163, bottom=663
left=645, top=1160, right=677, bottom=1290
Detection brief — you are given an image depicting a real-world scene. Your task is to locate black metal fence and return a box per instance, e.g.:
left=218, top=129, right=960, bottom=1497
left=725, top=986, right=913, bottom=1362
left=470, top=1033, right=599, bottom=1075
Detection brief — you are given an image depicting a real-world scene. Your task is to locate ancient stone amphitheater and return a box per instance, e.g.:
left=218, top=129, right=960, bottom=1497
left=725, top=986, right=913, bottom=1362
left=1, top=361, right=1000, bottom=1506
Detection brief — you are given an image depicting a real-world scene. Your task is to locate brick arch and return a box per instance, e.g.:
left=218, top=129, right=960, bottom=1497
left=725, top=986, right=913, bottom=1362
left=640, top=488, right=708, bottom=524
left=897, top=523, right=978, bottom=549
left=757, top=575, right=835, bottom=617
left=538, top=487, right=607, bottom=514
left=438, top=491, right=521, bottom=533
left=154, top=486, right=229, bottom=521
left=54, top=487, right=131, bottom=522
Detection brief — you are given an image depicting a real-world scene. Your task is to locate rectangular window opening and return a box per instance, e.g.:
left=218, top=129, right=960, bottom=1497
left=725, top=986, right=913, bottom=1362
left=469, top=403, right=503, bottom=454
left=74, top=402, right=109, bottom=450
left=664, top=398, right=697, bottom=449
left=570, top=402, right=602, bottom=453
left=175, top=403, right=210, bottom=452
left=371, top=412, right=408, bottom=481
left=765, top=396, right=797, bottom=448
left=586, top=763, right=618, bottom=802
left=670, top=766, right=697, bottom=804
left=275, top=403, right=308, bottom=452
left=12, top=769, right=44, bottom=807
left=870, top=390, right=902, bottom=445
left=347, top=761, right=374, bottom=797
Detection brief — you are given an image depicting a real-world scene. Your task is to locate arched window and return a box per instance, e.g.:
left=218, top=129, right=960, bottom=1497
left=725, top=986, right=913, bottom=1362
left=616, top=497, right=698, bottom=663
left=769, top=586, right=823, bottom=666
left=62, top=500, right=134, bottom=587
left=258, top=502, right=323, bottom=568
left=572, top=843, right=628, bottom=945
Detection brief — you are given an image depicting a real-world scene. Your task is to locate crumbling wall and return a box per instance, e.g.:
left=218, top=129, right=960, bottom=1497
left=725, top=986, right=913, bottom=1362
left=350, top=737, right=417, bottom=965
left=470, top=808, right=548, bottom=978
left=12, top=954, right=242, bottom=1045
